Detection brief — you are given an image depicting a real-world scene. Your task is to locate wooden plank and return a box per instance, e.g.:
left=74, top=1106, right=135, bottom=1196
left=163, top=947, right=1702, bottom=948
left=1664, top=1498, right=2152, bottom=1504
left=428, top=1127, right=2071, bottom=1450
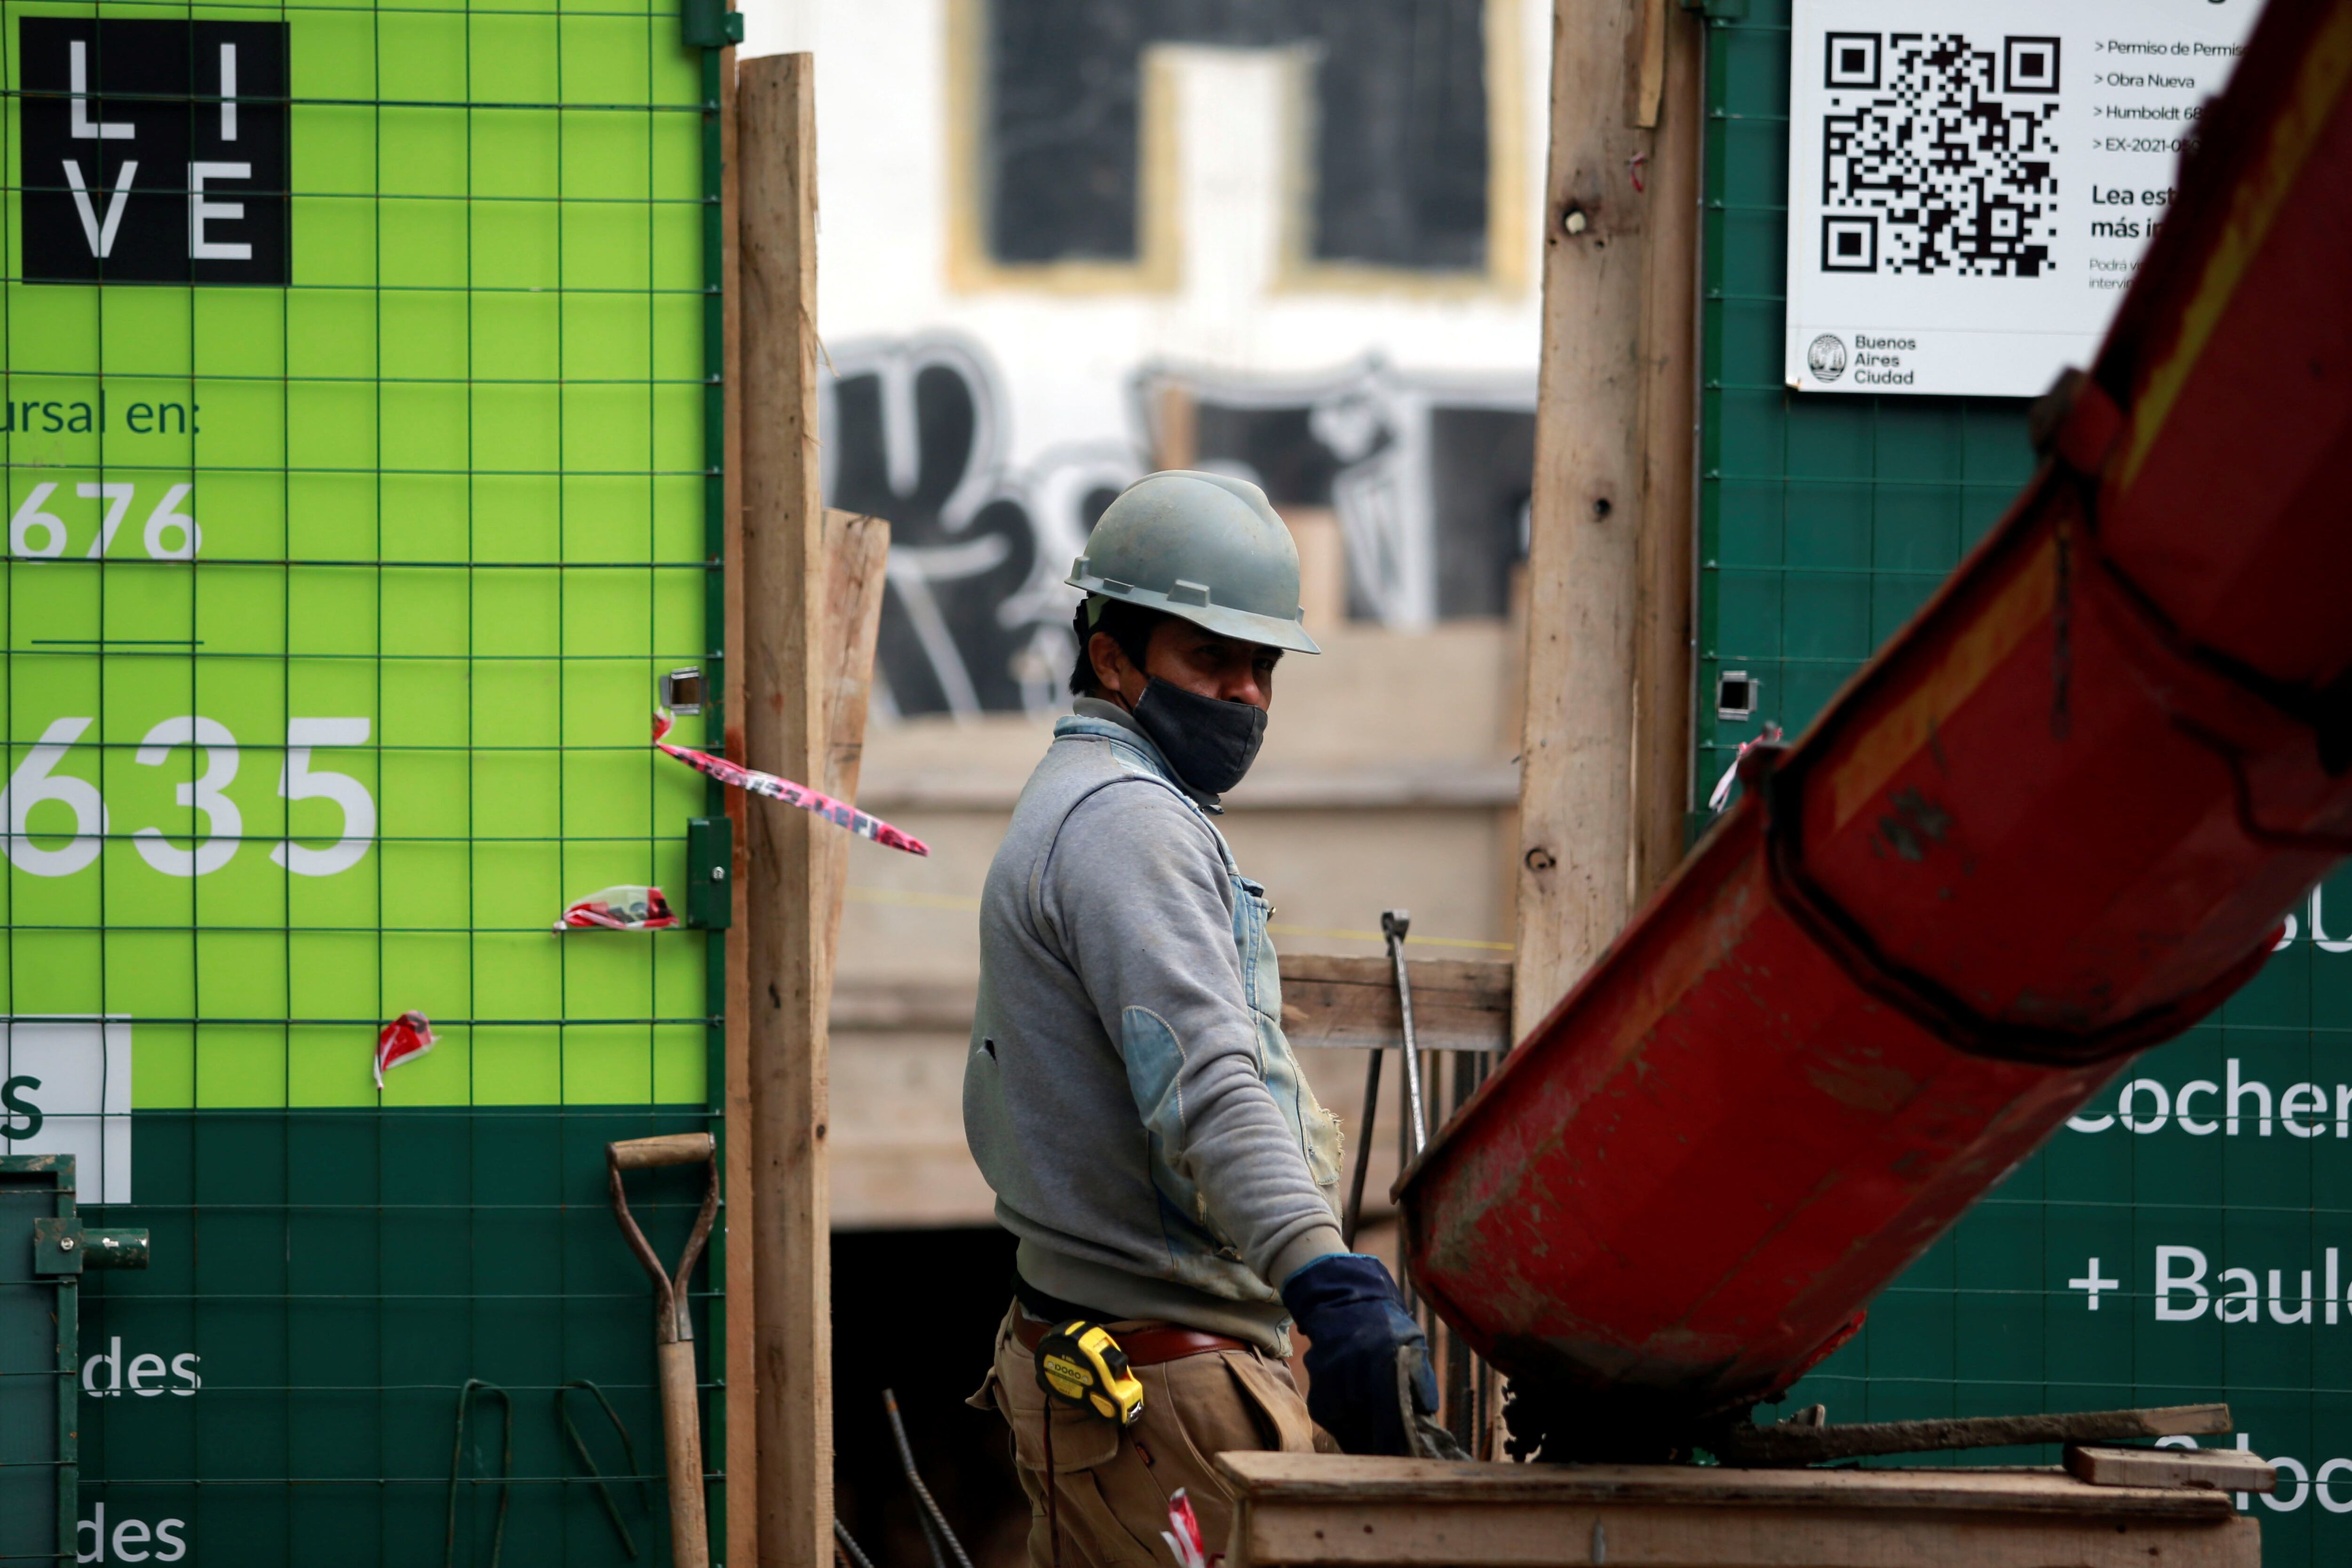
left=2066, top=1445, right=2278, bottom=1493
left=1214, top=1453, right=2240, bottom=1515
left=1713, top=1402, right=2234, bottom=1466
left=738, top=52, right=831, bottom=1568
left=830, top=977, right=977, bottom=1034
left=1276, top=954, right=1512, bottom=1054
left=1154, top=380, right=1198, bottom=469
left=1233, top=1497, right=2256, bottom=1568
left=816, top=508, right=890, bottom=988
left=1513, top=0, right=1659, bottom=1038
left=1218, top=1455, right=2256, bottom=1568
left=717, top=31, right=755, bottom=1568
left=1274, top=505, right=1346, bottom=631
left=1627, top=0, right=1667, bottom=127
left=1630, top=0, right=1703, bottom=905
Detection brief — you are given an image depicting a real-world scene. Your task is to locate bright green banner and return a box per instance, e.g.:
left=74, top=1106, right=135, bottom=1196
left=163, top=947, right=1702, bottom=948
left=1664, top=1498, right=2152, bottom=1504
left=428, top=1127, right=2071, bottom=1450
left=3, top=0, right=714, bottom=1130
left=0, top=7, right=722, bottom=1562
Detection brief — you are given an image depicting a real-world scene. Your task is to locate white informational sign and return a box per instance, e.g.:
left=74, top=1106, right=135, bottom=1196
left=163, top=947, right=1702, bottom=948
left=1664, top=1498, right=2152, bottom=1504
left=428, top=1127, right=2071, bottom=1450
left=1785, top=0, right=2261, bottom=396
left=1, top=1017, right=132, bottom=1202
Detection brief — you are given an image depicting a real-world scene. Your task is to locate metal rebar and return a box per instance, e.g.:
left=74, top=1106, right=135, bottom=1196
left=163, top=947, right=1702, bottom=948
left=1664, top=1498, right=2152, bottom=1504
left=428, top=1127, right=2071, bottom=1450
left=444, top=1380, right=513, bottom=1568
left=881, top=1388, right=974, bottom=1568
left=557, top=1381, right=648, bottom=1560
left=834, top=1519, right=880, bottom=1568
left=1341, top=1044, right=1383, bottom=1248
left=1382, top=909, right=1427, bottom=1156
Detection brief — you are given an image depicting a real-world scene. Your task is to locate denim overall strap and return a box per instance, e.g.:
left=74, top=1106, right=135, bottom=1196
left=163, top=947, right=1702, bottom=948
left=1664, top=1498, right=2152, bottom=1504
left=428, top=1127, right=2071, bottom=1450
left=1047, top=713, right=1343, bottom=1197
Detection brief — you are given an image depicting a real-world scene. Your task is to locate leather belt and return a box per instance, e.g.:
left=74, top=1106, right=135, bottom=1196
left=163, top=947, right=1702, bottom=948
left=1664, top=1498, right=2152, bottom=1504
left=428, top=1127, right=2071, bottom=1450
left=1012, top=1313, right=1248, bottom=1366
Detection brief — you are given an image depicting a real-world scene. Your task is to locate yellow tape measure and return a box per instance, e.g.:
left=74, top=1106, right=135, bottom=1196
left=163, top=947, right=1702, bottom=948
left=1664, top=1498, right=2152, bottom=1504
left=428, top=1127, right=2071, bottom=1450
left=1033, top=1320, right=1145, bottom=1426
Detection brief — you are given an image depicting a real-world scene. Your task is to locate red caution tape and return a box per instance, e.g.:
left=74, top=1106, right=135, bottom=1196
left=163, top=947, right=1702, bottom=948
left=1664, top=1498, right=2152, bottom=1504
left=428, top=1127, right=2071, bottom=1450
left=653, top=712, right=930, bottom=857
left=374, top=1011, right=437, bottom=1090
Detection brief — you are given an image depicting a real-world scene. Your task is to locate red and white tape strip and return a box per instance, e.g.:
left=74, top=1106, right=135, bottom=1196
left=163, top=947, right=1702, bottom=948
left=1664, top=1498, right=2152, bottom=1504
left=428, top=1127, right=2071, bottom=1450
left=556, top=885, right=678, bottom=931
left=374, top=1011, right=437, bottom=1090
left=1161, top=1488, right=1214, bottom=1568
left=1706, top=723, right=1786, bottom=814
left=653, top=712, right=930, bottom=857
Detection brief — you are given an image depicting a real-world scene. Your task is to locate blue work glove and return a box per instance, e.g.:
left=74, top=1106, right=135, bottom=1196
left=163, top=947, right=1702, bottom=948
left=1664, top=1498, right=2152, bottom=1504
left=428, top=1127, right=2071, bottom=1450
left=1280, top=1252, right=1435, bottom=1456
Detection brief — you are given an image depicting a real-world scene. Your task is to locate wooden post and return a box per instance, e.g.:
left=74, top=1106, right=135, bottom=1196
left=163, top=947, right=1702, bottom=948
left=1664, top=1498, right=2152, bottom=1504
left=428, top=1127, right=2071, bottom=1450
left=1513, top=0, right=1703, bottom=1037
left=739, top=53, right=832, bottom=1568
left=1153, top=380, right=1199, bottom=470
left=1631, top=3, right=1704, bottom=908
left=817, top=510, right=891, bottom=974
left=718, top=33, right=757, bottom=1568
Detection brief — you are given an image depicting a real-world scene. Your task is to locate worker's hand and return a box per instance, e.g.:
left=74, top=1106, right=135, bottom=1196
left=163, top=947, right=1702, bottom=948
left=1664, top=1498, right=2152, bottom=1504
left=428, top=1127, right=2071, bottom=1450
left=1280, top=1252, right=1434, bottom=1456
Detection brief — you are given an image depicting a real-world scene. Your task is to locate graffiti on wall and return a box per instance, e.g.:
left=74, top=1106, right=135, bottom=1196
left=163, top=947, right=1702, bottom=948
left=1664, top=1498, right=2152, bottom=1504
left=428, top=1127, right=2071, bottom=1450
left=821, top=335, right=1534, bottom=719
left=1147, top=359, right=1534, bottom=626
left=820, top=335, right=1137, bottom=718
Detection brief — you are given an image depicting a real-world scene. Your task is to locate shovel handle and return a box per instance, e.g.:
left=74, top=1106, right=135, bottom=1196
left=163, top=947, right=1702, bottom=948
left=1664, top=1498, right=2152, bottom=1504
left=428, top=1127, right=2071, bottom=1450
left=609, top=1132, right=715, bottom=1170
left=656, top=1339, right=711, bottom=1568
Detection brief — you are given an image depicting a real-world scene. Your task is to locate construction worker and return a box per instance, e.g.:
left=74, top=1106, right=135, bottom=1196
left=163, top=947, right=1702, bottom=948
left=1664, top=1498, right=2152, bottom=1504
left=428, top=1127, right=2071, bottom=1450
left=964, top=470, right=1442, bottom=1568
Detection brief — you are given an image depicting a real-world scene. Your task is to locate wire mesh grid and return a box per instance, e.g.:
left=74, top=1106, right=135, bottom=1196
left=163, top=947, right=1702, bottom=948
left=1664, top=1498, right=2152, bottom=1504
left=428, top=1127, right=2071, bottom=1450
left=1694, top=3, right=2352, bottom=1560
left=0, top=1, right=728, bottom=1562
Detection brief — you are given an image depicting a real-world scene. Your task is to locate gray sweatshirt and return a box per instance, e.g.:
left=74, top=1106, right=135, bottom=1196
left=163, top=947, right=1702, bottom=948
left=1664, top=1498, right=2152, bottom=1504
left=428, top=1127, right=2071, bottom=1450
left=963, top=698, right=1346, bottom=1351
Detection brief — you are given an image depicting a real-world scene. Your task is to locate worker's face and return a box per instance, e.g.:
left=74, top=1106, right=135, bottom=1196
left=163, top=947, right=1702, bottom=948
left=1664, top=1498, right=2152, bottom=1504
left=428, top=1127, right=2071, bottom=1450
left=1089, top=620, right=1281, bottom=711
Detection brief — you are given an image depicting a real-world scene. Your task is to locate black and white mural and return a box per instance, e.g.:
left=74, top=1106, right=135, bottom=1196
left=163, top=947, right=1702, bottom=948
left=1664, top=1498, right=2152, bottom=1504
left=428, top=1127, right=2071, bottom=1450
left=820, top=336, right=1139, bottom=717
left=1152, top=360, right=1535, bottom=625
left=821, top=334, right=1533, bottom=719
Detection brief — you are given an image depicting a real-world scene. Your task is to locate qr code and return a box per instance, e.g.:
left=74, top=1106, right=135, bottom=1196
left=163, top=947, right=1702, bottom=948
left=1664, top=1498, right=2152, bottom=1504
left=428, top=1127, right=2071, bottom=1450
left=1820, top=32, right=2059, bottom=277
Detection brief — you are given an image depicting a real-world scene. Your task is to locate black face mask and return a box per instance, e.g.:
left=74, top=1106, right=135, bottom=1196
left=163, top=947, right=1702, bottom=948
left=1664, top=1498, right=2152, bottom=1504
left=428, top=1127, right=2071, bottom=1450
left=1131, top=678, right=1267, bottom=795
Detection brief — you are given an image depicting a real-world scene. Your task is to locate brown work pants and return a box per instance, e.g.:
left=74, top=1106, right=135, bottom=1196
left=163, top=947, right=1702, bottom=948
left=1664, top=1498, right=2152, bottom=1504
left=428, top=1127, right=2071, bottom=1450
left=969, top=1304, right=1324, bottom=1568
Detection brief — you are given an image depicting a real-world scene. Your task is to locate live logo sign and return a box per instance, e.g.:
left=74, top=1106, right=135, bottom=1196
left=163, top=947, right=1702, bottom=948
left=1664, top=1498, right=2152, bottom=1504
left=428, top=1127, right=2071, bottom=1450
left=20, top=18, right=289, bottom=285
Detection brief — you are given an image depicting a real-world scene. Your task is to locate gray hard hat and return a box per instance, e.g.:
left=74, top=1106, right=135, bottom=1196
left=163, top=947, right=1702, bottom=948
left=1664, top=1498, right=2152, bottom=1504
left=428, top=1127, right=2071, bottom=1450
left=1065, top=470, right=1321, bottom=654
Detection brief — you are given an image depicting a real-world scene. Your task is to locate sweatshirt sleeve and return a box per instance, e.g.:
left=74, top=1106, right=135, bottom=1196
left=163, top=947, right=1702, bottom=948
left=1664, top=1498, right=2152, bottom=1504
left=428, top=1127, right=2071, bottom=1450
left=1041, top=780, right=1346, bottom=1289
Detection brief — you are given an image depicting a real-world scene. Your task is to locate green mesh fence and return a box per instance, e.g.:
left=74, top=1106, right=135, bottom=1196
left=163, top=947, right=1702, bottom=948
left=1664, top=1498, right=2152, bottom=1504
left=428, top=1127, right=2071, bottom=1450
left=1698, top=4, right=2352, bottom=1560
left=0, top=1, right=729, bottom=1562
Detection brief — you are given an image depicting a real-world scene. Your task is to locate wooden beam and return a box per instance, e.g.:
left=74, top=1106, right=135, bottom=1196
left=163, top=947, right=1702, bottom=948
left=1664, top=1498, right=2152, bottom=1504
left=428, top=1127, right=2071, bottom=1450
left=817, top=508, right=891, bottom=981
left=1154, top=380, right=1198, bottom=469
left=1275, top=954, right=1511, bottom=1056
left=738, top=53, right=831, bottom=1568
left=1712, top=1403, right=2233, bottom=1467
left=1216, top=1451, right=2249, bottom=1514
left=718, top=31, right=755, bottom=1568
left=1514, top=0, right=1703, bottom=1037
left=1216, top=1453, right=2256, bottom=1568
left=1514, top=0, right=1650, bottom=1037
left=1627, top=0, right=1668, bottom=127
left=1630, top=3, right=1703, bottom=905
left=2066, top=1446, right=2278, bottom=1494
